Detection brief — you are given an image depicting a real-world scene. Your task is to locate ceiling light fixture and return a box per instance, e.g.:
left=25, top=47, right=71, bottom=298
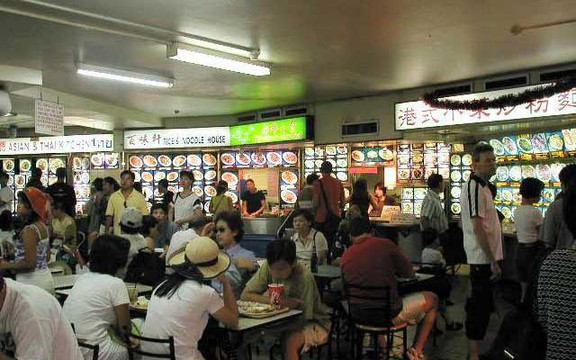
left=167, top=43, right=270, bottom=76
left=76, top=63, right=174, bottom=88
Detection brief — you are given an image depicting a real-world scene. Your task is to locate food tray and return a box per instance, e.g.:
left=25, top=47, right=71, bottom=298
left=238, top=302, right=290, bottom=318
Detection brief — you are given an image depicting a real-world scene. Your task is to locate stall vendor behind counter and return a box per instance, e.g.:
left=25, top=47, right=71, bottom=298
left=241, top=179, right=267, bottom=217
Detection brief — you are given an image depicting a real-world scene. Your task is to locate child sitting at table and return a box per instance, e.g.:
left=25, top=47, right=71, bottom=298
left=241, top=240, right=331, bottom=360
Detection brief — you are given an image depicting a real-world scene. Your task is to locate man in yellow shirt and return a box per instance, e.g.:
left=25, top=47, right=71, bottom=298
left=105, top=170, right=148, bottom=235
left=51, top=202, right=77, bottom=248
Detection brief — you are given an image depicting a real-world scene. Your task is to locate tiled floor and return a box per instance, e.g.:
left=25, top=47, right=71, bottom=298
left=252, top=268, right=508, bottom=360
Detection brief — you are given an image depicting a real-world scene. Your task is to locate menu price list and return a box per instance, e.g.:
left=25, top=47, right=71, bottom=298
left=350, top=146, right=394, bottom=166
left=220, top=150, right=298, bottom=169
left=129, top=153, right=218, bottom=213
left=72, top=155, right=91, bottom=215
left=401, top=186, right=444, bottom=218
left=279, top=169, right=299, bottom=207
left=303, top=145, right=348, bottom=183
left=397, top=143, right=450, bottom=185
left=448, top=151, right=473, bottom=218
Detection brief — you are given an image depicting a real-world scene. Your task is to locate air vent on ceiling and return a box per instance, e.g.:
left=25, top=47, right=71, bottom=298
left=432, top=84, right=472, bottom=98
left=539, top=69, right=576, bottom=83
left=342, top=120, right=378, bottom=137
left=484, top=75, right=528, bottom=90
left=259, top=109, right=281, bottom=121
left=237, top=114, right=256, bottom=123
left=283, top=106, right=309, bottom=117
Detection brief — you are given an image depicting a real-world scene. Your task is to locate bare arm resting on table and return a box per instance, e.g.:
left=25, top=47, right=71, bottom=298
left=212, top=275, right=239, bottom=328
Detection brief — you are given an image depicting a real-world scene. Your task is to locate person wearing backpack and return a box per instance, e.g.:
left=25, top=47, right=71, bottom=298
left=312, top=161, right=344, bottom=254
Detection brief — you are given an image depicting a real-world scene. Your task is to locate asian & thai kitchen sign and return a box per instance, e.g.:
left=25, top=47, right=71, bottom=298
left=0, top=134, right=114, bottom=155
left=396, top=84, right=576, bottom=130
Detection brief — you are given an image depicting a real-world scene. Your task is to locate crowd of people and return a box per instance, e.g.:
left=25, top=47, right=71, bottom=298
left=0, top=146, right=573, bottom=359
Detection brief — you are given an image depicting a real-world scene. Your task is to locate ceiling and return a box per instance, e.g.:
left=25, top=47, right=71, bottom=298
left=2, top=0, right=576, bottom=129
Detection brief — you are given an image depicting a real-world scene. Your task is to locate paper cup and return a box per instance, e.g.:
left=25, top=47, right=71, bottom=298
left=268, top=283, right=285, bottom=308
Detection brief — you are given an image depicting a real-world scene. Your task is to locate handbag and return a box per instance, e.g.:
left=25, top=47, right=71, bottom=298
left=319, top=181, right=341, bottom=235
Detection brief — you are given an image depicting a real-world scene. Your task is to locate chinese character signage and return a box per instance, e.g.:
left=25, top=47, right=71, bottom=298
left=395, top=84, right=576, bottom=130
left=124, top=127, right=230, bottom=150
left=0, top=134, right=113, bottom=155
left=230, top=116, right=311, bottom=146
left=35, top=99, right=64, bottom=136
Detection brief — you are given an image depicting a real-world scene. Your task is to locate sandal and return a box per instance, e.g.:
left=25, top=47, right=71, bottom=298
left=406, top=347, right=425, bottom=360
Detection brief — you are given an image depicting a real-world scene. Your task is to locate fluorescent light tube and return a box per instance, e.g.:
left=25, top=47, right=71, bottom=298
left=167, top=43, right=270, bottom=76
left=76, top=63, right=174, bottom=88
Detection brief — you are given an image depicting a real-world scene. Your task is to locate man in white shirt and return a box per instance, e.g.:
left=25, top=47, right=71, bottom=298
left=420, top=173, right=448, bottom=235
left=0, top=172, right=13, bottom=214
left=460, top=143, right=503, bottom=360
left=0, top=276, right=83, bottom=359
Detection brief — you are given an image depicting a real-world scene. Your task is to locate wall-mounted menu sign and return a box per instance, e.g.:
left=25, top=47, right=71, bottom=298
left=0, top=134, right=113, bottom=155
left=396, top=84, right=576, bottom=130
left=230, top=116, right=312, bottom=146
left=124, top=127, right=230, bottom=149
left=35, top=99, right=64, bottom=136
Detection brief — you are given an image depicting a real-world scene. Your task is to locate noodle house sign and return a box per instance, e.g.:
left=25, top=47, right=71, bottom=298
left=124, top=127, right=230, bottom=149
left=396, top=84, right=576, bottom=130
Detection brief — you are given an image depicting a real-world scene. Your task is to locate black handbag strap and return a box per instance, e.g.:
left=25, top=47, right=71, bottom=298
left=319, top=180, right=335, bottom=217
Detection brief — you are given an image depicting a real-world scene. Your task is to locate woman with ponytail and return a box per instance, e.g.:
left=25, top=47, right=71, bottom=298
left=141, top=236, right=238, bottom=359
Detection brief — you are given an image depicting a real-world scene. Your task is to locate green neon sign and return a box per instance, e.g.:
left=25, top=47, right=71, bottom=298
left=230, top=117, right=309, bottom=145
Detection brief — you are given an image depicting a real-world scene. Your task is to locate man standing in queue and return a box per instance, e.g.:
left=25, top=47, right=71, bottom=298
left=241, top=179, right=267, bottom=217
left=105, top=170, right=148, bottom=236
left=460, top=143, right=503, bottom=360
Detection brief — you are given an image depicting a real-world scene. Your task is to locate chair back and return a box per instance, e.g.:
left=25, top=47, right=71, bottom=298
left=78, top=342, right=100, bottom=360
left=126, top=333, right=176, bottom=360
left=341, top=272, right=394, bottom=327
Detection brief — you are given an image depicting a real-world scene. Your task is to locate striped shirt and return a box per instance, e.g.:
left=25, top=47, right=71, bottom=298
left=420, top=189, right=448, bottom=233
left=460, top=173, right=503, bottom=264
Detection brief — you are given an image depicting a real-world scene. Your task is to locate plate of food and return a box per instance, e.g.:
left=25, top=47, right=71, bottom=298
left=203, top=154, right=217, bottom=167
left=131, top=298, right=149, bottom=311
left=450, top=154, right=462, bottom=166
left=266, top=152, right=282, bottom=165
left=326, top=146, right=337, bottom=156
left=536, top=164, right=552, bottom=182
left=532, top=133, right=548, bottom=153
left=414, top=188, right=427, bottom=200
left=496, top=167, right=509, bottom=182
left=204, top=170, right=217, bottom=181
left=502, top=137, right=518, bottom=155
left=20, top=159, right=32, bottom=172
left=193, top=170, right=204, bottom=181
left=15, top=175, right=26, bottom=187
left=462, top=154, right=473, bottom=166
left=141, top=172, right=153, bottom=183
left=517, top=137, right=533, bottom=154
left=204, top=186, right=217, bottom=197
left=158, top=155, right=172, bottom=168
left=81, top=172, right=90, bottom=184
left=192, top=186, right=204, bottom=197
left=412, top=153, right=424, bottom=164
left=237, top=301, right=288, bottom=318
left=351, top=150, right=365, bottom=162
left=187, top=154, right=202, bottom=167
left=402, top=202, right=413, bottom=214
left=134, top=172, right=141, bottom=182
left=548, top=133, right=564, bottom=151
left=451, top=186, right=461, bottom=199
left=154, top=172, right=166, bottom=182
left=379, top=148, right=394, bottom=161
left=501, top=206, right=513, bottom=220
left=72, top=157, right=82, bottom=170
left=314, top=160, right=324, bottom=168
left=3, top=159, right=15, bottom=172
left=251, top=152, right=266, bottom=165
left=521, top=165, right=536, bottom=179
left=562, top=129, right=576, bottom=151
left=314, top=148, right=325, bottom=157
left=304, top=160, right=315, bottom=169
left=129, top=156, right=143, bottom=168
left=398, top=169, right=410, bottom=180
left=402, top=188, right=414, bottom=199
left=509, top=166, right=522, bottom=182
left=104, top=154, right=119, bottom=168
left=167, top=171, right=179, bottom=182
left=551, top=163, right=565, bottom=182
left=336, top=172, right=348, bottom=181
left=337, top=145, right=348, bottom=155
left=281, top=171, right=298, bottom=185
left=451, top=203, right=461, bottom=215
left=219, top=153, right=235, bottom=167
left=450, top=170, right=462, bottom=183
left=221, top=172, right=239, bottom=185
left=336, top=159, right=348, bottom=168
left=281, top=189, right=297, bottom=204
left=236, top=153, right=251, bottom=166
left=50, top=158, right=65, bottom=173
left=282, top=151, right=298, bottom=165
left=304, top=148, right=315, bottom=157
left=541, top=189, right=555, bottom=203
left=143, top=155, right=158, bottom=168
left=489, top=139, right=505, bottom=156
left=366, top=150, right=378, bottom=159
left=502, top=189, right=514, bottom=202
left=327, top=159, right=337, bottom=168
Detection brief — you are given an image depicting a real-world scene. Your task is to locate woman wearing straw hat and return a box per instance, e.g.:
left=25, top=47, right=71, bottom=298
left=141, top=236, right=239, bottom=359
left=0, top=187, right=54, bottom=294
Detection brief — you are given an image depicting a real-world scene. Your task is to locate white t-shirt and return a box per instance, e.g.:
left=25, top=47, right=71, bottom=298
left=291, top=229, right=328, bottom=268
left=0, top=279, right=83, bottom=359
left=173, top=193, right=202, bottom=228
left=141, top=280, right=224, bottom=360
left=514, top=205, right=543, bottom=244
left=63, top=272, right=130, bottom=360
left=460, top=175, right=503, bottom=264
left=0, top=186, right=14, bottom=213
